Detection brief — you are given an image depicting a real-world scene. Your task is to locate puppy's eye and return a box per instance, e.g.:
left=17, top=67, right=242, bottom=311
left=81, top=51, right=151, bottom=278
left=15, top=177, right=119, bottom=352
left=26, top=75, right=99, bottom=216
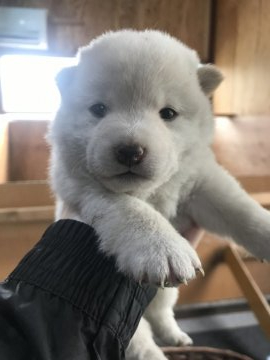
left=159, top=107, right=178, bottom=121
left=89, top=103, right=107, bottom=118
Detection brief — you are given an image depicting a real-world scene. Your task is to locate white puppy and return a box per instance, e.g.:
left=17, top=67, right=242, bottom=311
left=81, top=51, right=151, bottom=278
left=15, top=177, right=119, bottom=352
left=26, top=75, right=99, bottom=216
left=48, top=30, right=270, bottom=360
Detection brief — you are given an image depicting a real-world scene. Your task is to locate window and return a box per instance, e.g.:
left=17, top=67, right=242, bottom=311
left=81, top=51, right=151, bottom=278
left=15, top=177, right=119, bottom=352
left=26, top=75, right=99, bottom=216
left=0, top=55, right=77, bottom=113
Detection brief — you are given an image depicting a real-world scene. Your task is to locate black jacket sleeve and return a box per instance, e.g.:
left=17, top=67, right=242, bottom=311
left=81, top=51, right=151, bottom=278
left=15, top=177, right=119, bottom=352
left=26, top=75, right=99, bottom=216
left=0, top=220, right=157, bottom=360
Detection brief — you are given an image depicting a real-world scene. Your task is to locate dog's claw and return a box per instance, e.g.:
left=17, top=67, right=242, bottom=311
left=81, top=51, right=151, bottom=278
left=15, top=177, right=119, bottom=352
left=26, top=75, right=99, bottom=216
left=196, top=267, right=205, bottom=277
left=176, top=276, right=187, bottom=285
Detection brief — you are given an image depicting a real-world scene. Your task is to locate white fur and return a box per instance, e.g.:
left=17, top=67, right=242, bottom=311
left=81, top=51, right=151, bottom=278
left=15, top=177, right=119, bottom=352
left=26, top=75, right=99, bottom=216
left=48, top=30, right=270, bottom=360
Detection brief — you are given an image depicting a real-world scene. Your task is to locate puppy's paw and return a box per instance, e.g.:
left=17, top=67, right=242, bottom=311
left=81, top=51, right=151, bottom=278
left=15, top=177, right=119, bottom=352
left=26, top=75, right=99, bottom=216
left=160, top=328, right=193, bottom=347
left=176, top=331, right=193, bottom=346
left=116, top=230, right=202, bottom=287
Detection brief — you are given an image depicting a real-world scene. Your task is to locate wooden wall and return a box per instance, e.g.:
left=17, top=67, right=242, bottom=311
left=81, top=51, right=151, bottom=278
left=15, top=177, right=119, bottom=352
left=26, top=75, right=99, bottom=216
left=8, top=120, right=50, bottom=181
left=0, top=119, right=8, bottom=183
left=0, top=0, right=212, bottom=61
left=213, top=0, right=270, bottom=115
left=213, top=116, right=270, bottom=178
left=1, top=0, right=270, bottom=116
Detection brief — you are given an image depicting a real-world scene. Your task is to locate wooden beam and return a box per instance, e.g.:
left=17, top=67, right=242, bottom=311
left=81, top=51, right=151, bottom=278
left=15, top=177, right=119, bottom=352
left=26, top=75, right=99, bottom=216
left=0, top=181, right=54, bottom=208
left=0, top=118, right=9, bottom=183
left=250, top=192, right=270, bottom=209
left=213, top=116, right=270, bottom=178
left=0, top=206, right=54, bottom=223
left=214, top=0, right=270, bottom=115
left=238, top=175, right=270, bottom=193
left=53, top=0, right=212, bottom=61
left=225, top=244, right=270, bottom=340
left=0, top=221, right=52, bottom=280
left=8, top=120, right=50, bottom=181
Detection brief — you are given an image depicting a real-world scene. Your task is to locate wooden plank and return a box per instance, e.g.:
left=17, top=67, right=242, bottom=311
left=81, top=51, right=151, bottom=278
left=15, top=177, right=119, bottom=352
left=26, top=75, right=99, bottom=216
left=0, top=118, right=9, bottom=183
left=49, top=24, right=87, bottom=56
left=225, top=244, right=270, bottom=339
left=0, top=221, right=51, bottom=280
left=0, top=206, right=54, bottom=223
left=50, top=0, right=84, bottom=23
left=250, top=192, right=270, bottom=209
left=8, top=120, right=50, bottom=181
left=214, top=0, right=270, bottom=115
left=213, top=116, right=270, bottom=177
left=0, top=181, right=54, bottom=207
left=81, top=0, right=211, bottom=61
left=0, top=0, right=212, bottom=60
left=0, top=0, right=51, bottom=8
left=238, top=175, right=270, bottom=193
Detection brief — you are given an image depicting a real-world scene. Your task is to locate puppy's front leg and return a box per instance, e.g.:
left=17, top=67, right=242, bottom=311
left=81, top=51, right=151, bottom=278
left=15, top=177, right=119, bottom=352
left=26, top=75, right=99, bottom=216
left=144, top=288, right=192, bottom=346
left=126, top=318, right=167, bottom=360
left=67, top=187, right=201, bottom=286
left=189, top=161, right=270, bottom=260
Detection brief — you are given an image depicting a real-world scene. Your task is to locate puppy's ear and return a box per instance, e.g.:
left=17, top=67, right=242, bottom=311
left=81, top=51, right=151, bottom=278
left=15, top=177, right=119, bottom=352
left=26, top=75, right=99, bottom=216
left=55, top=66, right=77, bottom=97
left=197, top=64, right=223, bottom=96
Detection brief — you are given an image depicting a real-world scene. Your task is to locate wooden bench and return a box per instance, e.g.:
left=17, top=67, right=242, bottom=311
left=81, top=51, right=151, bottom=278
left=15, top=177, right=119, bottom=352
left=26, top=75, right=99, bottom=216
left=0, top=179, right=270, bottom=339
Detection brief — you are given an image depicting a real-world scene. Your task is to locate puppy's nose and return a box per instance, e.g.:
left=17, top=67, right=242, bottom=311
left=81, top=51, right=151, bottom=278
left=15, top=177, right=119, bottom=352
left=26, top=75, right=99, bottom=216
left=115, top=144, right=145, bottom=166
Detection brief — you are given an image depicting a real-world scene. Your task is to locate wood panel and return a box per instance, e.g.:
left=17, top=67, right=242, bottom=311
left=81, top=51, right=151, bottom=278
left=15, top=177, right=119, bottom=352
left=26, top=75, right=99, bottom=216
left=0, top=206, right=54, bottom=223
left=0, top=118, right=9, bottom=183
left=80, top=0, right=211, bottom=61
left=8, top=120, right=50, bottom=181
left=0, top=0, right=212, bottom=61
left=0, top=181, right=54, bottom=279
left=250, top=192, right=270, bottom=208
left=0, top=221, right=52, bottom=279
left=0, top=181, right=53, bottom=207
left=213, top=116, right=270, bottom=177
left=214, top=0, right=270, bottom=115
left=239, top=176, right=270, bottom=193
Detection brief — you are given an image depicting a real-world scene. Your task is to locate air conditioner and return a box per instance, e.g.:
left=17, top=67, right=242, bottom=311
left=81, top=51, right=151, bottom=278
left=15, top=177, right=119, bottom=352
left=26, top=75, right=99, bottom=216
left=0, top=6, right=48, bottom=50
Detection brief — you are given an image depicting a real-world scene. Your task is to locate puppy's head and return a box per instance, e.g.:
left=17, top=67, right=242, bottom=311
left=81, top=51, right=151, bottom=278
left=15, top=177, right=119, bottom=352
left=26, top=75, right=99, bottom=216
left=52, top=30, right=222, bottom=194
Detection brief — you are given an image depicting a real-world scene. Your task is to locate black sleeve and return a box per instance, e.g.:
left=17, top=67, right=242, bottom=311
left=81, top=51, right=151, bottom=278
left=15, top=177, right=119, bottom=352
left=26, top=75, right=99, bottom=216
left=0, top=220, right=157, bottom=360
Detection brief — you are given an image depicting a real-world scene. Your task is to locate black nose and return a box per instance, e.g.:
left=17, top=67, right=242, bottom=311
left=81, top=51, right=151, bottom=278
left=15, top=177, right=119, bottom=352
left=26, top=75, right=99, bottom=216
left=115, top=144, right=146, bottom=166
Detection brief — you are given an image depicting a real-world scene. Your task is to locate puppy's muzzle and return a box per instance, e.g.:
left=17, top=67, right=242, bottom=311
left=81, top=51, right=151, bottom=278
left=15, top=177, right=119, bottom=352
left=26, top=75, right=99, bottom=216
left=115, top=144, right=146, bottom=167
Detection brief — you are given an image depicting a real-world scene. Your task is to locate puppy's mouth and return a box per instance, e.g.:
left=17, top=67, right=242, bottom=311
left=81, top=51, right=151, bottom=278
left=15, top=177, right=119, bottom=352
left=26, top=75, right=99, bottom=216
left=115, top=170, right=146, bottom=180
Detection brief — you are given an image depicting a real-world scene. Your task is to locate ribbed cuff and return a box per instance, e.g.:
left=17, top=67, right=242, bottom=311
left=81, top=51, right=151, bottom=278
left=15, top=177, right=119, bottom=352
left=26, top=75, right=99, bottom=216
left=9, top=219, right=157, bottom=347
